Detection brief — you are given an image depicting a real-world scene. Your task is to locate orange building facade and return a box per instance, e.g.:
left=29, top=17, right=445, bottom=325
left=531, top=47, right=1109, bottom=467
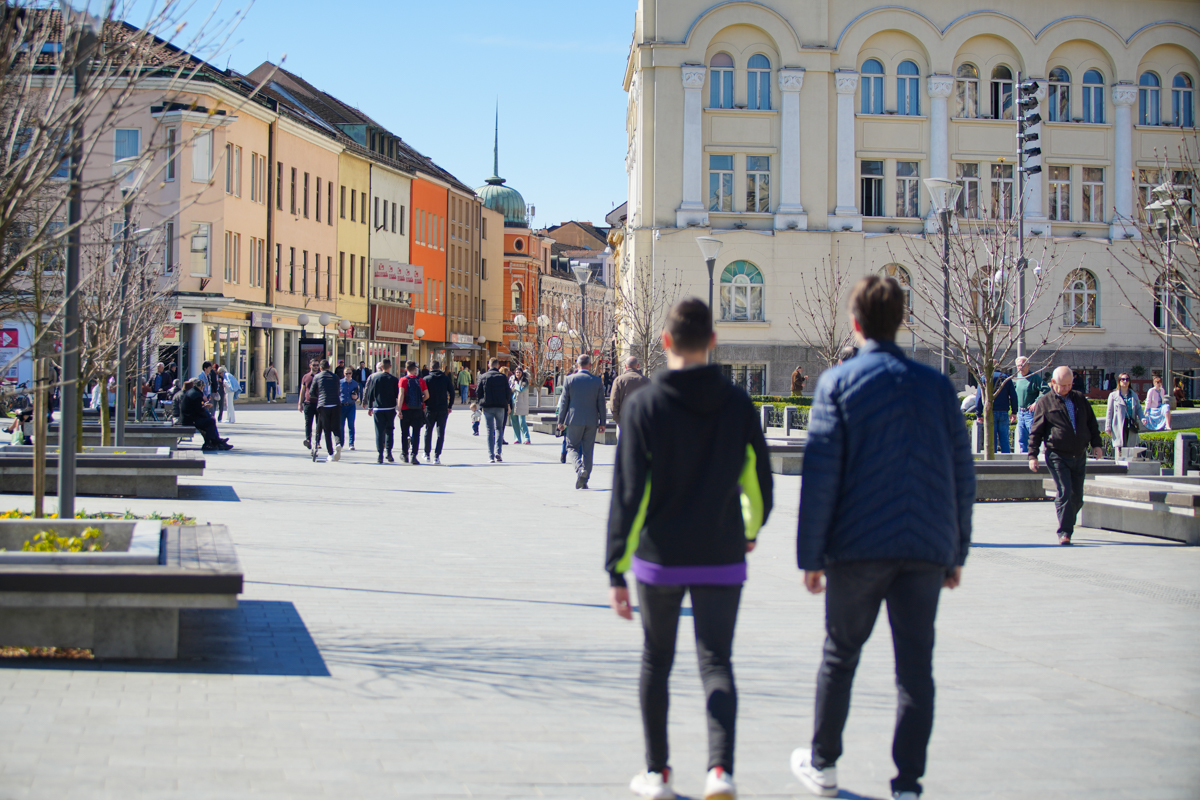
left=409, top=177, right=448, bottom=364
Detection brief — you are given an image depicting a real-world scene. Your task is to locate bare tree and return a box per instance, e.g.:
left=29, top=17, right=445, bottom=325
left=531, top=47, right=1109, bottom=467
left=788, top=254, right=855, bottom=370
left=614, top=256, right=681, bottom=376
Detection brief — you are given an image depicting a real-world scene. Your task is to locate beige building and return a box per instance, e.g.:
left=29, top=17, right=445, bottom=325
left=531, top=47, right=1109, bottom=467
left=478, top=205, right=506, bottom=362
left=622, top=0, right=1200, bottom=394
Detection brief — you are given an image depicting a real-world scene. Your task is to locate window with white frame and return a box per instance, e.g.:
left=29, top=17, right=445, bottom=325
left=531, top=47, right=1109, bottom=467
left=861, top=160, right=884, bottom=216
left=709, top=53, right=734, bottom=109
left=1083, top=70, right=1105, bottom=123
left=114, top=129, right=139, bottom=161
left=897, top=61, right=920, bottom=115
left=709, top=155, right=733, bottom=212
left=1048, top=166, right=1071, bottom=220
left=1048, top=67, right=1070, bottom=122
left=191, top=131, right=212, bottom=182
left=719, top=260, right=764, bottom=322
left=955, top=63, right=979, bottom=118
left=747, top=54, right=771, bottom=110
left=1140, top=72, right=1161, bottom=125
left=1139, top=168, right=1161, bottom=208
left=991, top=65, right=1014, bottom=120
left=1062, top=269, right=1099, bottom=327
left=189, top=222, right=211, bottom=276
left=990, top=163, right=1015, bottom=218
left=1173, top=74, right=1194, bottom=127
left=223, top=231, right=240, bottom=283
left=861, top=59, right=884, bottom=114
left=1082, top=168, right=1104, bottom=222
left=956, top=163, right=980, bottom=218
left=896, top=161, right=919, bottom=217
left=746, top=156, right=770, bottom=212
left=164, top=128, right=176, bottom=181
left=163, top=221, right=175, bottom=275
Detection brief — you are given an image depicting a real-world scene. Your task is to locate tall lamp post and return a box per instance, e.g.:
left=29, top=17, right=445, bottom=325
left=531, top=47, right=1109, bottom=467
left=536, top=314, right=550, bottom=382
left=571, top=262, right=591, bottom=357
left=695, top=236, right=724, bottom=319
left=1147, top=182, right=1192, bottom=400
left=513, top=314, right=527, bottom=370
left=922, top=178, right=963, bottom=375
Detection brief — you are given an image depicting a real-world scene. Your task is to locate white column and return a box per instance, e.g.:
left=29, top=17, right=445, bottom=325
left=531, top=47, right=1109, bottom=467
left=676, top=64, right=709, bottom=227
left=925, top=75, right=954, bottom=233
left=1111, top=84, right=1140, bottom=240
left=1023, top=81, right=1048, bottom=235
left=829, top=72, right=861, bottom=231
left=775, top=68, right=807, bottom=230
left=272, top=329, right=285, bottom=392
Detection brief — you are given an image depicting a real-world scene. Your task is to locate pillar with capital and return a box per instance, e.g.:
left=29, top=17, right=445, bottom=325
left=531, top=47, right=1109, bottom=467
left=1111, top=84, right=1140, bottom=240
left=925, top=74, right=954, bottom=233
left=676, top=64, right=709, bottom=227
left=775, top=68, right=808, bottom=230
left=829, top=71, right=862, bottom=231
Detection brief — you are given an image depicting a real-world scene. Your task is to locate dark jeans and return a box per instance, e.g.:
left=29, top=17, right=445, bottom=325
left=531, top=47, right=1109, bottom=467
left=812, top=559, right=945, bottom=797
left=193, top=413, right=222, bottom=447
left=400, top=408, right=424, bottom=459
left=637, top=581, right=742, bottom=775
left=482, top=407, right=505, bottom=457
left=313, top=406, right=341, bottom=454
left=372, top=409, right=395, bottom=455
left=303, top=403, right=316, bottom=443
left=424, top=409, right=448, bottom=457
left=1045, top=451, right=1088, bottom=535
left=266, top=381, right=277, bottom=401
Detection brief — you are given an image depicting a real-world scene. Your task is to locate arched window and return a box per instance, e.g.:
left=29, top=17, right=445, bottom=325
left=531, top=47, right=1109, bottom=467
left=956, top=63, right=979, bottom=118
left=991, top=65, right=1014, bottom=119
left=748, top=54, right=771, bottom=110
left=1048, top=67, right=1070, bottom=122
left=719, top=260, right=764, bottom=321
left=511, top=282, right=523, bottom=313
left=1062, top=269, right=1099, bottom=327
left=880, top=264, right=913, bottom=317
left=1082, top=69, right=1105, bottom=123
left=861, top=59, right=884, bottom=114
left=710, top=53, right=734, bottom=109
left=1140, top=72, right=1161, bottom=125
left=1173, top=74, right=1194, bottom=127
left=897, top=60, right=920, bottom=115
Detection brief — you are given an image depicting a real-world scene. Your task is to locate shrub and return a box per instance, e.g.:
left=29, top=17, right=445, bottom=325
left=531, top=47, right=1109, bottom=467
left=750, top=395, right=812, bottom=407
left=21, top=527, right=105, bottom=553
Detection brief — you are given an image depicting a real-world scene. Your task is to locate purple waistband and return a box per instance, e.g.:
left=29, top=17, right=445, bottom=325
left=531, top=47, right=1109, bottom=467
left=631, top=556, right=746, bottom=586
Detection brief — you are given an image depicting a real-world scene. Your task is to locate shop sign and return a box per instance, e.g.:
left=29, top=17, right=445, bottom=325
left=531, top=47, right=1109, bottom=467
left=371, top=260, right=423, bottom=292
left=172, top=309, right=203, bottom=325
left=372, top=304, right=416, bottom=341
left=450, top=333, right=474, bottom=346
left=250, top=311, right=273, bottom=328
left=160, top=325, right=179, bottom=344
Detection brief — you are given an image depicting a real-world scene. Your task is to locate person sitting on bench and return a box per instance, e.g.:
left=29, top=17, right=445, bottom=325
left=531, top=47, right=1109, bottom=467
left=179, top=379, right=231, bottom=451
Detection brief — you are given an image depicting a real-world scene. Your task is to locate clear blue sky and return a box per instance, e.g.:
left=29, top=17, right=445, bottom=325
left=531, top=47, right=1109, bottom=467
left=138, top=0, right=637, bottom=229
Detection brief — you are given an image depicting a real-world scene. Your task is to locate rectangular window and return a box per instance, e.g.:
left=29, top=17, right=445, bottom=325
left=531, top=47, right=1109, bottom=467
left=898, top=73, right=920, bottom=115
left=482, top=217, right=487, bottom=239
left=303, top=172, right=310, bottom=218
left=399, top=205, right=405, bottom=235
left=276, top=162, right=282, bottom=210
left=991, top=76, right=1014, bottom=119
left=275, top=243, right=281, bottom=291
left=720, top=364, right=767, bottom=395
left=340, top=186, right=347, bottom=218
left=302, top=251, right=308, bottom=295
left=246, top=235, right=255, bottom=286
left=224, top=230, right=232, bottom=281
left=481, top=257, right=487, bottom=280
left=1139, top=168, right=1161, bottom=208
left=164, top=221, right=175, bottom=274
left=350, top=189, right=356, bottom=222
left=481, top=298, right=487, bottom=322
left=1048, top=166, right=1071, bottom=220
left=1082, top=82, right=1104, bottom=123
left=165, top=128, right=176, bottom=181
left=315, top=177, right=322, bottom=222
left=956, top=75, right=979, bottom=118
left=290, top=168, right=297, bottom=215
left=861, top=160, right=884, bottom=217
left=328, top=182, right=333, bottom=225
left=861, top=75, right=883, bottom=114
left=360, top=257, right=365, bottom=296
left=234, top=145, right=241, bottom=197
left=192, top=131, right=212, bottom=182
left=225, top=143, right=233, bottom=193
left=361, top=193, right=367, bottom=225
left=314, top=252, right=321, bottom=298
left=375, top=197, right=380, bottom=229
left=895, top=161, right=920, bottom=217
left=340, top=252, right=346, bottom=295
left=289, top=247, right=295, bottom=293
left=349, top=254, right=355, bottom=296
left=189, top=222, right=211, bottom=276
left=392, top=203, right=397, bottom=233
left=326, top=255, right=332, bottom=298
left=710, top=66, right=734, bottom=109
left=1048, top=81, right=1069, bottom=123
left=250, top=152, right=259, bottom=201
left=232, top=233, right=240, bottom=283
left=956, top=163, right=980, bottom=218
left=1084, top=166, right=1099, bottom=221
left=708, top=155, right=733, bottom=212
left=990, top=163, right=1015, bottom=218
left=115, top=129, right=140, bottom=161
left=746, top=156, right=770, bottom=213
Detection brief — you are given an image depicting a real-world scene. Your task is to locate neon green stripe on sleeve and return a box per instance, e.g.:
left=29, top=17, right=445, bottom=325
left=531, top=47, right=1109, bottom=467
left=616, top=477, right=651, bottom=574
left=739, top=444, right=764, bottom=540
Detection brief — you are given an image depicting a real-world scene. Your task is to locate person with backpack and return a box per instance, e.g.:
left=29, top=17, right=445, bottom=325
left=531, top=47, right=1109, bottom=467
left=422, top=361, right=455, bottom=465
left=398, top=361, right=429, bottom=465
left=363, top=359, right=400, bottom=464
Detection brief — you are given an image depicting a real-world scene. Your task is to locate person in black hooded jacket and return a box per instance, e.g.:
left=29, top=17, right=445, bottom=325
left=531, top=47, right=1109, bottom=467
left=421, top=361, right=455, bottom=464
left=606, top=298, right=772, bottom=799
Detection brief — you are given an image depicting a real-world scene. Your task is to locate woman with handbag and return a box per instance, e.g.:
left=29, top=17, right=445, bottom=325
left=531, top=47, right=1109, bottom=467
left=1105, top=373, right=1141, bottom=455
left=509, top=367, right=532, bottom=445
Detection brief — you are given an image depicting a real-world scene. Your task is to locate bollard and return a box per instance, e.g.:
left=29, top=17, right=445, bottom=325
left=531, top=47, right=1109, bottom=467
left=1174, top=431, right=1199, bottom=476
left=760, top=405, right=771, bottom=432
left=784, top=405, right=799, bottom=436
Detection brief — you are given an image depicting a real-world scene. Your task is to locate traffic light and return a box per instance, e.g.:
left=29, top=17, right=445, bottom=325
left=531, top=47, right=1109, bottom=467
left=1017, top=79, right=1042, bottom=176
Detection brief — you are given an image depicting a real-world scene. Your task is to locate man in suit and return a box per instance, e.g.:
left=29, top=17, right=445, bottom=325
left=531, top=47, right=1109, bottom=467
left=557, top=354, right=607, bottom=489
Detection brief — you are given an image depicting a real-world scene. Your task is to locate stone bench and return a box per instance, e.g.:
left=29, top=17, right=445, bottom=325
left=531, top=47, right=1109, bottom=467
left=528, top=415, right=617, bottom=445
left=767, top=442, right=804, bottom=475
left=0, top=523, right=242, bottom=658
left=976, top=461, right=1128, bottom=500
left=1043, top=475, right=1200, bottom=545
left=0, top=451, right=205, bottom=498
left=46, top=423, right=192, bottom=450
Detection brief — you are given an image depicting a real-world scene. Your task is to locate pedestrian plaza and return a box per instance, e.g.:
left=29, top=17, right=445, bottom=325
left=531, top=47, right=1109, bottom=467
left=0, top=406, right=1197, bottom=799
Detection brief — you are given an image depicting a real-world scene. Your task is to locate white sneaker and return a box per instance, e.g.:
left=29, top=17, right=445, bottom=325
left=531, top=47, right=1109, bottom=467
left=629, top=767, right=675, bottom=799
left=704, top=766, right=736, bottom=800
left=791, top=748, right=837, bottom=797
left=434, top=456, right=441, bottom=465
left=332, top=444, right=342, bottom=462
left=325, top=454, right=334, bottom=463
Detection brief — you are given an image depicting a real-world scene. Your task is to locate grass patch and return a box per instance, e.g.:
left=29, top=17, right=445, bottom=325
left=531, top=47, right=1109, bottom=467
left=0, top=508, right=195, bottom=524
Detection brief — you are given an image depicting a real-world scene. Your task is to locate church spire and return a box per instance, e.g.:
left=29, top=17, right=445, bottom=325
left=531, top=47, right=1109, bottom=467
left=487, top=102, right=505, bottom=185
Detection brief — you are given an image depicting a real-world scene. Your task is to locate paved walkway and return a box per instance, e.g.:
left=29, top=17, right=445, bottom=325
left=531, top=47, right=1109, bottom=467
left=0, top=407, right=1197, bottom=799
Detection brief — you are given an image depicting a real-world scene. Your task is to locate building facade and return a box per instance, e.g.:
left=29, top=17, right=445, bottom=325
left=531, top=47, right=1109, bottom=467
left=622, top=0, right=1200, bottom=394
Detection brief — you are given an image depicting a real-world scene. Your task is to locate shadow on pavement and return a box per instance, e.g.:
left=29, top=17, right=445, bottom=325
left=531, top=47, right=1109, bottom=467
left=177, top=484, right=240, bottom=501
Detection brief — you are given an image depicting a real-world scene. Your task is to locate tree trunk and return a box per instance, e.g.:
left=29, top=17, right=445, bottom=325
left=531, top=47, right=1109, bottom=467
left=32, top=358, right=45, bottom=518
left=100, top=382, right=111, bottom=447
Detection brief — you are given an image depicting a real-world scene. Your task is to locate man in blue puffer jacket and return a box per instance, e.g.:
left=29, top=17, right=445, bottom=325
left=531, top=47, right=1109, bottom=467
left=791, top=275, right=974, bottom=800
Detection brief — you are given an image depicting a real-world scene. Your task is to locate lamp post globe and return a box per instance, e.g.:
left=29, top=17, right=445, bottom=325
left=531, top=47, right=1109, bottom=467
left=297, top=313, right=309, bottom=329
left=695, top=236, right=723, bottom=319
left=513, top=314, right=527, bottom=327
left=922, top=178, right=963, bottom=375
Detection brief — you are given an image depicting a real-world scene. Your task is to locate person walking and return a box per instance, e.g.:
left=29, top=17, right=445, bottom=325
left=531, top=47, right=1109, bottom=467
left=608, top=298, right=773, bottom=800
left=791, top=365, right=806, bottom=396
left=422, top=361, right=454, bottom=464
left=220, top=367, right=239, bottom=423
left=1012, top=357, right=1049, bottom=454
left=398, top=361, right=429, bottom=465
left=499, top=366, right=512, bottom=445
left=263, top=362, right=280, bottom=403
left=791, top=275, right=974, bottom=800
left=457, top=366, right=472, bottom=405
left=476, top=358, right=512, bottom=463
left=355, top=362, right=372, bottom=398
left=309, top=360, right=343, bottom=463
left=298, top=359, right=320, bottom=449
left=340, top=367, right=361, bottom=451
left=557, top=354, right=606, bottom=489
left=470, top=402, right=481, bottom=435
left=1104, top=373, right=1141, bottom=458
left=1028, top=366, right=1104, bottom=546
left=974, top=369, right=1018, bottom=453
left=1144, top=375, right=1171, bottom=431
left=609, top=356, right=651, bottom=427
left=509, top=367, right=532, bottom=445
left=363, top=359, right=400, bottom=464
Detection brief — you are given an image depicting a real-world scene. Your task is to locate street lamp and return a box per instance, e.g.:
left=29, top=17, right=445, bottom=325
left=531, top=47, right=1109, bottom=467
left=572, top=262, right=590, bottom=356
left=695, top=236, right=723, bottom=319
left=413, top=327, right=425, bottom=364
left=1147, top=183, right=1193, bottom=399
left=923, top=178, right=963, bottom=375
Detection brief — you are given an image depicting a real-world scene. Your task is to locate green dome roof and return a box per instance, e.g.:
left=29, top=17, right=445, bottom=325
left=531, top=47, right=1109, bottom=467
left=477, top=175, right=526, bottom=227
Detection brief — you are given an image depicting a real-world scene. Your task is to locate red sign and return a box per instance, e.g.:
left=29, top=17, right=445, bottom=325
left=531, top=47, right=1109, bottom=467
left=0, top=329, right=18, bottom=348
